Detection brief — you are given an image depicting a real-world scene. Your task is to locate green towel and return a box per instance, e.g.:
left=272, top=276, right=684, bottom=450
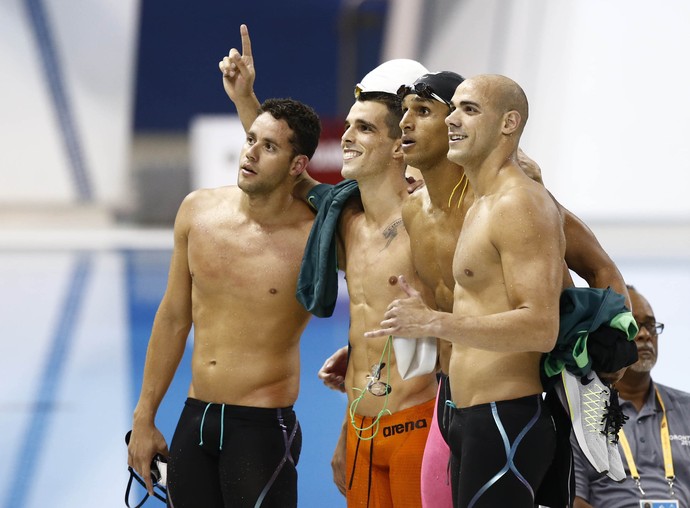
left=296, top=180, right=359, bottom=317
left=542, top=286, right=638, bottom=382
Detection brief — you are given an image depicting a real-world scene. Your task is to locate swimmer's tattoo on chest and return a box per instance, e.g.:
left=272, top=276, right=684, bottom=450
left=382, top=218, right=403, bottom=249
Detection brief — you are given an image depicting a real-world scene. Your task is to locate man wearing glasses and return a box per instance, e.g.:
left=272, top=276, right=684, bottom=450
left=573, top=285, right=690, bottom=508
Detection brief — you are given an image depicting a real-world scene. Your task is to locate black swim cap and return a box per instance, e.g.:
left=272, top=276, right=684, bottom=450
left=397, top=71, right=465, bottom=106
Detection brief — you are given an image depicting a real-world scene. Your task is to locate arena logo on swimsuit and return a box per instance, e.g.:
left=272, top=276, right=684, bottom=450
left=382, top=418, right=428, bottom=438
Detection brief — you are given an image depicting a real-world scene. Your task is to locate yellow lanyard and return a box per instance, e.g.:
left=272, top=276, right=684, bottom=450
left=618, top=386, right=676, bottom=497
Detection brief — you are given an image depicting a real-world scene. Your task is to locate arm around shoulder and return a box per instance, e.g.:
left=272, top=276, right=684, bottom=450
left=293, top=169, right=322, bottom=202
left=556, top=196, right=631, bottom=308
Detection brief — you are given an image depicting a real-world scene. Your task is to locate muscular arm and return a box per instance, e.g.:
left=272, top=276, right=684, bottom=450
left=128, top=195, right=195, bottom=493
left=560, top=201, right=631, bottom=383
left=439, top=189, right=563, bottom=351
left=557, top=197, right=631, bottom=308
left=517, top=152, right=628, bottom=306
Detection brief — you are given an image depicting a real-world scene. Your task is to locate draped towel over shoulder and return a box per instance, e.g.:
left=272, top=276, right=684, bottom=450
left=296, top=180, right=360, bottom=318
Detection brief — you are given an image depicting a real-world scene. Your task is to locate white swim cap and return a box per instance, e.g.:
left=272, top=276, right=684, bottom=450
left=354, top=59, right=429, bottom=98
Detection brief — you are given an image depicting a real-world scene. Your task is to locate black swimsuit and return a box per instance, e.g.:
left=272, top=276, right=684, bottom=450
left=167, top=398, right=301, bottom=508
left=447, top=394, right=556, bottom=508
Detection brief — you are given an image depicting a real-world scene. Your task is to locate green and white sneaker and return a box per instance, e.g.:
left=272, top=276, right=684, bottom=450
left=556, top=369, right=611, bottom=474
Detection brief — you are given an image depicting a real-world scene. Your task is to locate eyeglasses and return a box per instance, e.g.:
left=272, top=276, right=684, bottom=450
left=638, top=321, right=664, bottom=336
left=396, top=82, right=449, bottom=105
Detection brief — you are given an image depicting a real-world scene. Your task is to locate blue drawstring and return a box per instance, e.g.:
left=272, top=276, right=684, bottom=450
left=198, top=402, right=226, bottom=450
left=199, top=403, right=212, bottom=446
left=219, top=404, right=225, bottom=450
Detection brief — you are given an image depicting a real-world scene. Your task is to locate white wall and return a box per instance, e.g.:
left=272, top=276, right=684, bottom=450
left=189, top=115, right=245, bottom=191
left=0, top=0, right=140, bottom=206
left=400, top=0, right=690, bottom=223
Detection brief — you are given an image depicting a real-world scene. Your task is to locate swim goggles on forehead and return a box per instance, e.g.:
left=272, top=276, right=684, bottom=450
left=396, top=82, right=449, bottom=106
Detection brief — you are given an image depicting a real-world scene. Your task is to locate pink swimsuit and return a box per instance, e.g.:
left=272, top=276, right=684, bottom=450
left=420, top=375, right=453, bottom=507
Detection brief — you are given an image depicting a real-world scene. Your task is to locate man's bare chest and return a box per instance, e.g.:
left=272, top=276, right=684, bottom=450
left=189, top=226, right=304, bottom=291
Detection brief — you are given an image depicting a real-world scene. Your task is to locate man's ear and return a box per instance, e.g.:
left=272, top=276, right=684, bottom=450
left=392, top=138, right=404, bottom=162
left=290, top=154, right=309, bottom=176
left=502, top=110, right=521, bottom=135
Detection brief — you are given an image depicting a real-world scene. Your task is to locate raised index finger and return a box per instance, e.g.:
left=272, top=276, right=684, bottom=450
left=240, top=24, right=252, bottom=58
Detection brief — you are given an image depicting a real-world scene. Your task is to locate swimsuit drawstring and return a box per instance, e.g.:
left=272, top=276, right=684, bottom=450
left=219, top=404, right=225, bottom=450
left=199, top=403, right=212, bottom=446
left=445, top=399, right=456, bottom=486
left=198, top=403, right=226, bottom=450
